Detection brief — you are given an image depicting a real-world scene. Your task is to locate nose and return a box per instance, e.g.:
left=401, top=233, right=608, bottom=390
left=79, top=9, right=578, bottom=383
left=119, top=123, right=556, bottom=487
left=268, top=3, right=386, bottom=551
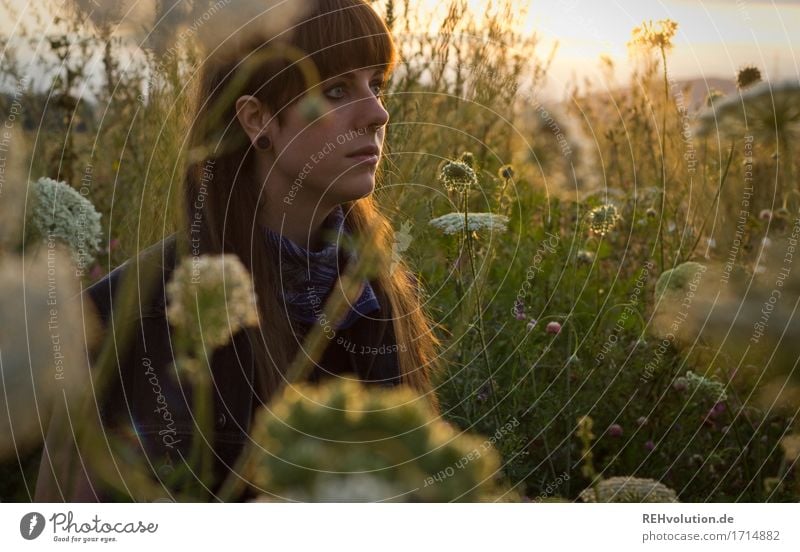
left=355, top=89, right=389, bottom=134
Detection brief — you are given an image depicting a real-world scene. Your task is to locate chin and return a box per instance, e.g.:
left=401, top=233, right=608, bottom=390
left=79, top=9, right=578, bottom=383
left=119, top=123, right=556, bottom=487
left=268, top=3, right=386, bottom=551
left=340, top=176, right=376, bottom=201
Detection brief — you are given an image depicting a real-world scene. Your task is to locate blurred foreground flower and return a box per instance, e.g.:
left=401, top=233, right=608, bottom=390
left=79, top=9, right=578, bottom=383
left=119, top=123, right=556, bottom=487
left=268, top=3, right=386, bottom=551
left=651, top=261, right=725, bottom=345
left=70, top=0, right=308, bottom=60
left=166, top=254, right=259, bottom=354
left=654, top=261, right=707, bottom=302
left=579, top=476, right=679, bottom=503
left=696, top=79, right=800, bottom=139
left=429, top=212, right=510, bottom=236
left=246, top=378, right=516, bottom=502
left=27, top=177, right=102, bottom=272
left=688, top=231, right=800, bottom=493
left=0, top=246, right=95, bottom=458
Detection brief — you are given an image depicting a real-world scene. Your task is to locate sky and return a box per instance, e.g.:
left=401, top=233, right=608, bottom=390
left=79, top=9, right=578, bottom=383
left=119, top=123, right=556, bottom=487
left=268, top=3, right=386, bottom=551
left=488, top=0, right=800, bottom=90
left=2, top=0, right=799, bottom=97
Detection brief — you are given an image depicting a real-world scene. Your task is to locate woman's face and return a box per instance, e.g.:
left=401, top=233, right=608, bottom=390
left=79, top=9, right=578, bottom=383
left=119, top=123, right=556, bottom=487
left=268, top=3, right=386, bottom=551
left=268, top=68, right=390, bottom=208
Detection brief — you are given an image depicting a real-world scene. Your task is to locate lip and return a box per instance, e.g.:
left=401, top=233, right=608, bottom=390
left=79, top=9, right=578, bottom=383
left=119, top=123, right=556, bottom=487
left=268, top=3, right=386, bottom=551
left=346, top=145, right=380, bottom=159
left=346, top=153, right=380, bottom=165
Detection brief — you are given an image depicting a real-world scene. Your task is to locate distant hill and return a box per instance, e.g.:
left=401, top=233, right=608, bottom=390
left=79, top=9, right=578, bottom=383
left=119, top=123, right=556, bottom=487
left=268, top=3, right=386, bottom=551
left=674, top=77, right=737, bottom=111
left=568, top=76, right=738, bottom=114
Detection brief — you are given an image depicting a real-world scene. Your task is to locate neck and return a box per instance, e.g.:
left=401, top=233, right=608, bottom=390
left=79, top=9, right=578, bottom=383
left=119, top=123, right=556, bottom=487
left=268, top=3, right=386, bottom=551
left=258, top=181, right=337, bottom=252
left=255, top=154, right=347, bottom=251
left=259, top=204, right=336, bottom=252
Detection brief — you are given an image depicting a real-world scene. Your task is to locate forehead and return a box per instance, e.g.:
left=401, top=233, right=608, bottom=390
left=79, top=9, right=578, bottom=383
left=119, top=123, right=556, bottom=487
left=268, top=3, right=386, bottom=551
left=325, top=68, right=386, bottom=81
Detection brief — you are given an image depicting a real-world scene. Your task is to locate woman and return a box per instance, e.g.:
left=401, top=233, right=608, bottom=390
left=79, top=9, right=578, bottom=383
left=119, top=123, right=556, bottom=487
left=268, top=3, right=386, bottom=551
left=36, top=0, right=442, bottom=501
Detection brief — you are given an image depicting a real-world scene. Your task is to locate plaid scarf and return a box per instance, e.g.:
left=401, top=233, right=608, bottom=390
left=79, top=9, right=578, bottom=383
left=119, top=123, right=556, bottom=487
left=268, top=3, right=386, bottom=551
left=263, top=204, right=380, bottom=330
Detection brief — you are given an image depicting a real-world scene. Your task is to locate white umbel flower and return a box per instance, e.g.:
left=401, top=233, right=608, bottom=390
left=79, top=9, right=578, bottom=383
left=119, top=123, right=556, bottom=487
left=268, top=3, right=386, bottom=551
left=579, top=476, right=679, bottom=503
left=429, top=212, right=510, bottom=235
left=29, top=177, right=102, bottom=271
left=166, top=254, right=260, bottom=353
left=696, top=79, right=800, bottom=138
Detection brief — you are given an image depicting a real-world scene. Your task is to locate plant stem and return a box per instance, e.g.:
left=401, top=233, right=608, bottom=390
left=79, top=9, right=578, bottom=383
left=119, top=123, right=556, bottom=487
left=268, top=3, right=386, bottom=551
left=684, top=140, right=735, bottom=262
left=658, top=45, right=670, bottom=272
left=462, top=193, right=503, bottom=430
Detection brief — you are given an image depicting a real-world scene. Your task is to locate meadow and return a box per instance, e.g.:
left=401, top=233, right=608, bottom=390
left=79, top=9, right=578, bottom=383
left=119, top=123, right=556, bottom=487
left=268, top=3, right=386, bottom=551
left=1, top=0, right=799, bottom=502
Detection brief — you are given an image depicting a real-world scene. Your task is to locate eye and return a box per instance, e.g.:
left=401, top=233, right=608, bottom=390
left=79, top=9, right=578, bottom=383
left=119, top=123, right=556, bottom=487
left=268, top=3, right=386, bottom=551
left=324, top=84, right=346, bottom=100
left=371, top=81, right=387, bottom=98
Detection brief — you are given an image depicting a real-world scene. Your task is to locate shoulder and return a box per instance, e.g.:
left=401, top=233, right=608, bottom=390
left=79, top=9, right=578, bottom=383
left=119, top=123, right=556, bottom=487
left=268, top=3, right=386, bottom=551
left=84, top=233, right=180, bottom=326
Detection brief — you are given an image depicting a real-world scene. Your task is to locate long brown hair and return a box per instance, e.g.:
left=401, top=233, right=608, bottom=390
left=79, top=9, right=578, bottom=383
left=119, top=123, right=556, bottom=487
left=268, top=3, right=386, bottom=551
left=182, top=0, right=442, bottom=413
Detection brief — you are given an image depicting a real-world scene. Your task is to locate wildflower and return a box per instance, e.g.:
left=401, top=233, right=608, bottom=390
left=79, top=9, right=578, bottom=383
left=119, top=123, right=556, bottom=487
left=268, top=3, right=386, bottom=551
left=298, top=93, right=326, bottom=122
left=89, top=264, right=104, bottom=281
left=705, top=89, right=724, bottom=107
left=781, top=434, right=800, bottom=462
left=672, top=377, right=689, bottom=392
left=736, top=65, right=762, bottom=89
left=545, top=321, right=562, bottom=334
left=476, top=380, right=493, bottom=402
left=166, top=254, right=260, bottom=353
left=498, top=164, right=515, bottom=180
left=576, top=250, right=594, bottom=264
left=696, top=78, right=800, bottom=138
left=759, top=209, right=772, bottom=221
left=628, top=19, right=679, bottom=54
left=654, top=261, right=706, bottom=303
left=587, top=204, right=620, bottom=236
left=685, top=370, right=727, bottom=402
left=526, top=319, right=537, bottom=332
left=579, top=476, right=679, bottom=503
left=429, top=212, right=510, bottom=235
left=1, top=247, right=88, bottom=456
left=644, top=440, right=655, bottom=451
left=439, top=159, right=478, bottom=193
left=608, top=424, right=623, bottom=438
left=689, top=453, right=704, bottom=466
left=513, top=299, right=526, bottom=321
left=576, top=416, right=595, bottom=442
left=29, top=176, right=102, bottom=269
left=247, top=378, right=512, bottom=502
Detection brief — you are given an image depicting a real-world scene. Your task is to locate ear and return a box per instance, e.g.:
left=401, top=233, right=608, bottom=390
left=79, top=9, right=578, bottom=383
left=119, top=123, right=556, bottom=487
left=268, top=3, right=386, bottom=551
left=235, top=95, right=273, bottom=145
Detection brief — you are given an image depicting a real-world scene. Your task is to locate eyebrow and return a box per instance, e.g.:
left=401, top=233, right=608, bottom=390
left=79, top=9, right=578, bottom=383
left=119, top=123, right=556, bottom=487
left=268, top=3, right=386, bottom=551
left=338, top=68, right=386, bottom=81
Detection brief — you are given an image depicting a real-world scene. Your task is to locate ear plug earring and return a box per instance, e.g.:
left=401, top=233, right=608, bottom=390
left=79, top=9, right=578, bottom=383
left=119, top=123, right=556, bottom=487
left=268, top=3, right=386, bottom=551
left=255, top=135, right=271, bottom=150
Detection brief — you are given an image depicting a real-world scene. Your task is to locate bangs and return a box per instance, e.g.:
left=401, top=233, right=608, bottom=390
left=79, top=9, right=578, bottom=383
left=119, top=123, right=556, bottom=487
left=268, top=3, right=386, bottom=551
left=258, top=0, right=398, bottom=114
left=302, top=0, right=397, bottom=82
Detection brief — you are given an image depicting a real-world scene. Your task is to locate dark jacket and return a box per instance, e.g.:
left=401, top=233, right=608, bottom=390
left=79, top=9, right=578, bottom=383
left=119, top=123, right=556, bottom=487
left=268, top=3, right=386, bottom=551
left=35, top=233, right=402, bottom=501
